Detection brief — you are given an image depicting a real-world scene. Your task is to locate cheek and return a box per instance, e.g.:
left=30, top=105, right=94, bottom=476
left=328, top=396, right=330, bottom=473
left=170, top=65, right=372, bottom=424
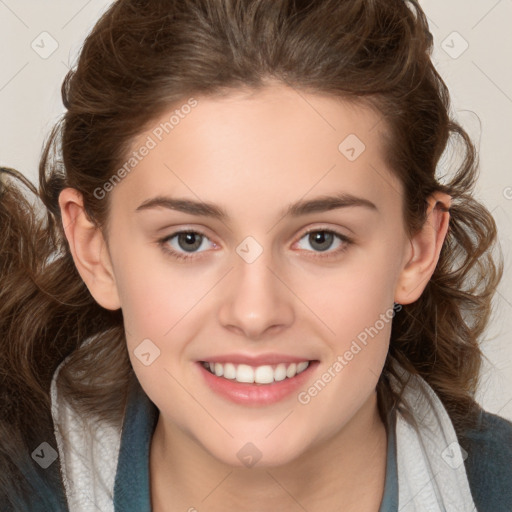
left=112, top=244, right=205, bottom=338
left=295, top=268, right=397, bottom=434
left=116, top=262, right=195, bottom=408
left=306, top=241, right=401, bottom=339
left=112, top=248, right=218, bottom=387
left=117, top=271, right=175, bottom=339
left=296, top=239, right=402, bottom=407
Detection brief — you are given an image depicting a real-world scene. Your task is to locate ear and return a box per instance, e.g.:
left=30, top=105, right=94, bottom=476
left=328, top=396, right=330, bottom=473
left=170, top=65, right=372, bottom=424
left=394, top=191, right=451, bottom=305
left=58, top=187, right=121, bottom=310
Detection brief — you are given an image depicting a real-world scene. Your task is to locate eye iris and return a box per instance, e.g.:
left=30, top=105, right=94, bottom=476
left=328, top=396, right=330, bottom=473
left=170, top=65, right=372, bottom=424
left=178, top=232, right=202, bottom=252
left=310, top=231, right=333, bottom=252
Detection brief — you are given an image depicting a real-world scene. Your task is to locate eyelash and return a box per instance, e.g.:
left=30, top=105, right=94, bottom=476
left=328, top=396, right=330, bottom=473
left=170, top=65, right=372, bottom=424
left=157, top=227, right=353, bottom=262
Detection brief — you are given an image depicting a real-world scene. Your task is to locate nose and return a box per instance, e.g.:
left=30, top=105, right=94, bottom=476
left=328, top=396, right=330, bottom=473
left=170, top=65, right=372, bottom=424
left=217, top=244, right=295, bottom=341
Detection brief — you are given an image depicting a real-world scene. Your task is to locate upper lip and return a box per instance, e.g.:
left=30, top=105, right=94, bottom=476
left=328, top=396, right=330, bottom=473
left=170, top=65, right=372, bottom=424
left=199, top=353, right=316, bottom=366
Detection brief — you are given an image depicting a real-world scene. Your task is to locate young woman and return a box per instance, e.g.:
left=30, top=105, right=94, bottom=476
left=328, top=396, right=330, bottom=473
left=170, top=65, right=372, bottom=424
left=1, top=0, right=511, bottom=511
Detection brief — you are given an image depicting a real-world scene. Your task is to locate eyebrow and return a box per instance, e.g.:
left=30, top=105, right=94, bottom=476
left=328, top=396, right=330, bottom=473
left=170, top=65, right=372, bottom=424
left=135, top=192, right=378, bottom=220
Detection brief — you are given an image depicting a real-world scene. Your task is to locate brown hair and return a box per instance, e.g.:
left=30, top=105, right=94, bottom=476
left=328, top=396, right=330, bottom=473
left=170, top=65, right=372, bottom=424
left=0, top=0, right=503, bottom=501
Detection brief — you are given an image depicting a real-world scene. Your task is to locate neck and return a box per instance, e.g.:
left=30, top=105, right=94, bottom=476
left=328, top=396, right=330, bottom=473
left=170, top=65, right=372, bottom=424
left=150, top=392, right=388, bottom=512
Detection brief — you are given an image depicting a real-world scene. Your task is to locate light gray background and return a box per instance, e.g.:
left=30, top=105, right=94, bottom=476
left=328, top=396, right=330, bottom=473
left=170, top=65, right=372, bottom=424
left=1, top=0, right=511, bottom=420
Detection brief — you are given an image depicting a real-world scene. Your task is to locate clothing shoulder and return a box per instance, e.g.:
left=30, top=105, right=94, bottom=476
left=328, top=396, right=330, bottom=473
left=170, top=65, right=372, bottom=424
left=459, top=409, right=512, bottom=511
left=0, top=420, right=69, bottom=512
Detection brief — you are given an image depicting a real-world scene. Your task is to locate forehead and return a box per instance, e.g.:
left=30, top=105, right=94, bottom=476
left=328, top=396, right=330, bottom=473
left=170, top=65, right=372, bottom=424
left=109, top=84, right=402, bottom=221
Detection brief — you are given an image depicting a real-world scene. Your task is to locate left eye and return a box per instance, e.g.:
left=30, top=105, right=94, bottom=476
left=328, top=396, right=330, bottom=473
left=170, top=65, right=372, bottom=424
left=160, top=231, right=215, bottom=260
left=295, top=229, right=350, bottom=255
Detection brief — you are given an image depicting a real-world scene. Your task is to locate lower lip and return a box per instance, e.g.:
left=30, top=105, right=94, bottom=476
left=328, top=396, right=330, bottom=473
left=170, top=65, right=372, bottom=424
left=197, top=361, right=319, bottom=406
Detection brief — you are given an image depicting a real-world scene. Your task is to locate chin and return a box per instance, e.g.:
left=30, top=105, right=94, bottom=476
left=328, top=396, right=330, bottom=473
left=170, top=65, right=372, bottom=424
left=201, top=435, right=306, bottom=470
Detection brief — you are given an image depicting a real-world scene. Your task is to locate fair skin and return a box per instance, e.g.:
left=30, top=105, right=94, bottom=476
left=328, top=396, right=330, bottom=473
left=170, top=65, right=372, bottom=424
left=59, top=83, right=450, bottom=511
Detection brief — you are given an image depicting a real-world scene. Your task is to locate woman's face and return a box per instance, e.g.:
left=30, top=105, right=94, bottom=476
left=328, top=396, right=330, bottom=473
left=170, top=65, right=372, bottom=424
left=104, top=83, right=412, bottom=467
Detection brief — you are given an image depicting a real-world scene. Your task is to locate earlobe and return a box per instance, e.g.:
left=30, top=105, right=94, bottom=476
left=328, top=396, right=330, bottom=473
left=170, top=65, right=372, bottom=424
left=58, top=187, right=121, bottom=311
left=394, top=192, right=451, bottom=305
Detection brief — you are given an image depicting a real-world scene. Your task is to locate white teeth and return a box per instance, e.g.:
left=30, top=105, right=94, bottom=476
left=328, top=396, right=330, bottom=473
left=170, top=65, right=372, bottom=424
left=223, top=362, right=237, bottom=380
left=236, top=364, right=254, bottom=383
left=297, top=361, right=309, bottom=373
left=214, top=362, right=224, bottom=377
left=274, top=363, right=287, bottom=381
left=286, top=363, right=297, bottom=378
left=204, top=360, right=311, bottom=384
left=254, top=365, right=274, bottom=384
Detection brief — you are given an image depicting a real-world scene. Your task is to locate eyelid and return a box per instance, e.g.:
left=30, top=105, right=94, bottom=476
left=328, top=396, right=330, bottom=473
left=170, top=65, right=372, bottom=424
left=298, top=225, right=353, bottom=241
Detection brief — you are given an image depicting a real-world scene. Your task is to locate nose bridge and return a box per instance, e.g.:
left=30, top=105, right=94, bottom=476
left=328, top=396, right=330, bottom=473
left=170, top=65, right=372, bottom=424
left=217, top=235, right=294, bottom=338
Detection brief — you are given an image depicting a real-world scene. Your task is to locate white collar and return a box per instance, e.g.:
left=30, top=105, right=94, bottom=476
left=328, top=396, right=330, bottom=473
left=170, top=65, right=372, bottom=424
left=390, top=360, right=477, bottom=511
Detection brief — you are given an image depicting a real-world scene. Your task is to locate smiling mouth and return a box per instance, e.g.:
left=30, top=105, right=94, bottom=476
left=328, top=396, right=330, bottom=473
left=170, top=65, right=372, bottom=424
left=200, top=360, right=314, bottom=385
